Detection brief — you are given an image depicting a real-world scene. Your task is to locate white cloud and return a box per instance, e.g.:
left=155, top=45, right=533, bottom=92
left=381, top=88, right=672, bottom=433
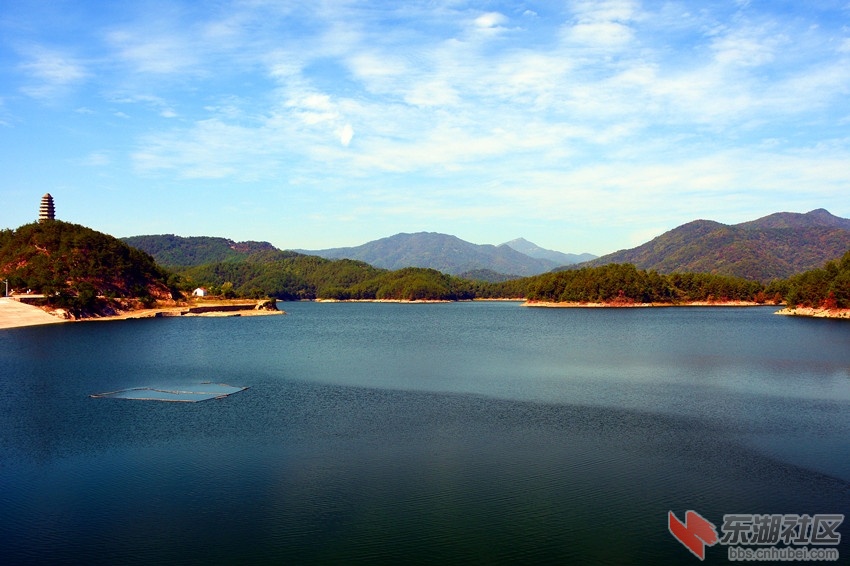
left=566, top=21, right=634, bottom=47
left=711, top=27, right=785, bottom=67
left=571, top=0, right=639, bottom=23
left=105, top=29, right=198, bottom=75
left=80, top=151, right=110, bottom=166
left=474, top=12, right=507, bottom=29
left=338, top=123, right=354, bottom=146
left=7, top=0, right=845, bottom=251
left=286, top=93, right=340, bottom=125
left=404, top=80, right=460, bottom=107
left=563, top=0, right=639, bottom=48
left=133, top=118, right=253, bottom=179
left=346, top=52, right=409, bottom=94
left=18, top=46, right=88, bottom=99
left=110, top=93, right=179, bottom=118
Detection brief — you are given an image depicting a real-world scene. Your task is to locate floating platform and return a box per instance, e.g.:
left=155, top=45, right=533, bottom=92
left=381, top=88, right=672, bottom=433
left=91, top=382, right=248, bottom=402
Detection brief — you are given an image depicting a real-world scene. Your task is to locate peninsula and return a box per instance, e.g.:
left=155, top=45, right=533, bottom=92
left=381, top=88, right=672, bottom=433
left=775, top=306, right=850, bottom=319
left=0, top=296, right=282, bottom=330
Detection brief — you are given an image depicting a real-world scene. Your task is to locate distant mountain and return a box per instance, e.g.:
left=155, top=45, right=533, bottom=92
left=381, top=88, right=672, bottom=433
left=737, top=208, right=850, bottom=230
left=501, top=238, right=597, bottom=265
left=121, top=233, right=483, bottom=301
left=122, top=235, right=279, bottom=267
left=581, top=209, right=850, bottom=281
left=297, top=232, right=564, bottom=276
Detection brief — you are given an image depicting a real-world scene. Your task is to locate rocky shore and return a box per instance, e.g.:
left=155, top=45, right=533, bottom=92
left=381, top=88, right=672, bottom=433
left=774, top=306, right=850, bottom=319
left=87, top=299, right=284, bottom=321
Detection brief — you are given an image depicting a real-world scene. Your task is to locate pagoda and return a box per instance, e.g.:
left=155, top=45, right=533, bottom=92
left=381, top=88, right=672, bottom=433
left=38, top=193, right=55, bottom=223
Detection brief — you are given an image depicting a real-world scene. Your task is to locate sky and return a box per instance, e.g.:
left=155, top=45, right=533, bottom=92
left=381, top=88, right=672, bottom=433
left=1, top=0, right=849, bottom=256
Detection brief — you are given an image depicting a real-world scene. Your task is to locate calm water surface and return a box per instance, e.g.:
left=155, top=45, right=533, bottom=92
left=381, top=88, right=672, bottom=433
left=1, top=302, right=848, bottom=564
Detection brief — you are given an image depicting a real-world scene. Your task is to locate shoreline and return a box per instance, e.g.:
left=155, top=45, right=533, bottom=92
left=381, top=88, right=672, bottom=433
left=521, top=300, right=770, bottom=308
left=314, top=298, right=455, bottom=304
left=83, top=300, right=285, bottom=322
left=0, top=297, right=68, bottom=330
left=774, top=306, right=850, bottom=319
left=0, top=298, right=284, bottom=330
left=7, top=296, right=850, bottom=328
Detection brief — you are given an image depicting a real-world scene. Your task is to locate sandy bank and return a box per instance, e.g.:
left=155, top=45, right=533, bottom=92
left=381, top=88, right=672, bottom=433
left=0, top=298, right=284, bottom=330
left=775, top=306, right=850, bottom=319
left=0, top=297, right=67, bottom=329
left=88, top=300, right=285, bottom=322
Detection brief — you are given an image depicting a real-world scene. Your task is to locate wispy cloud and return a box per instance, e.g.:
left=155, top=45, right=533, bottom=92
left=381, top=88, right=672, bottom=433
left=17, top=46, right=88, bottom=99
left=109, top=93, right=178, bottom=118
left=105, top=29, right=198, bottom=75
left=126, top=3, right=850, bottom=201
left=79, top=151, right=111, bottom=166
left=3, top=1, right=850, bottom=251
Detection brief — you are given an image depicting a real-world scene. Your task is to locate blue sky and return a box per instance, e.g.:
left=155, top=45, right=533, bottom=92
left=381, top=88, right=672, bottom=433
left=2, top=1, right=849, bottom=256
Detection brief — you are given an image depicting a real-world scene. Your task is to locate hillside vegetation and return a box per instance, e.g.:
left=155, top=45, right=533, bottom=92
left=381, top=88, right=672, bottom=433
left=4, top=222, right=847, bottom=316
left=0, top=221, right=174, bottom=314
left=582, top=209, right=850, bottom=281
left=125, top=232, right=849, bottom=306
left=486, top=264, right=766, bottom=304
left=173, top=252, right=767, bottom=305
left=122, top=234, right=277, bottom=267
left=126, top=234, right=479, bottom=301
left=177, top=253, right=476, bottom=301
left=767, top=249, right=850, bottom=308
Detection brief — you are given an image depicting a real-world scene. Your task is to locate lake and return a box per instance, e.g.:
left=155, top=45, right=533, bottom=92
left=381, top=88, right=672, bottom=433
left=1, top=302, right=848, bottom=564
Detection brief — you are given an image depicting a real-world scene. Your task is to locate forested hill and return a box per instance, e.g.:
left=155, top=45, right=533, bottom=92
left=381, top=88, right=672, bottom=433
left=116, top=224, right=848, bottom=306
left=581, top=209, right=850, bottom=281
left=3, top=222, right=844, bottom=308
left=122, top=234, right=278, bottom=267
left=767, top=249, right=850, bottom=308
left=129, top=232, right=585, bottom=278
left=0, top=221, right=173, bottom=306
left=123, top=233, right=481, bottom=300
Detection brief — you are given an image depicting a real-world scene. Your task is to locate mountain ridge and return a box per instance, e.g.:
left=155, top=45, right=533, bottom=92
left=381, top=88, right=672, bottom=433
left=295, top=232, right=591, bottom=276
left=122, top=208, right=850, bottom=283
left=580, top=209, right=850, bottom=281
left=500, top=238, right=597, bottom=265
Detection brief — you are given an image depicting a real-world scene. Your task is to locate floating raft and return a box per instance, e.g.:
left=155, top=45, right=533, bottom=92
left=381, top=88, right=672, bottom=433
left=91, top=382, right=248, bottom=402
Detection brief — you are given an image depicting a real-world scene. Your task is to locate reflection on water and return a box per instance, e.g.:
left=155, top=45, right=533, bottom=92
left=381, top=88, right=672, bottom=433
left=1, top=303, right=848, bottom=564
